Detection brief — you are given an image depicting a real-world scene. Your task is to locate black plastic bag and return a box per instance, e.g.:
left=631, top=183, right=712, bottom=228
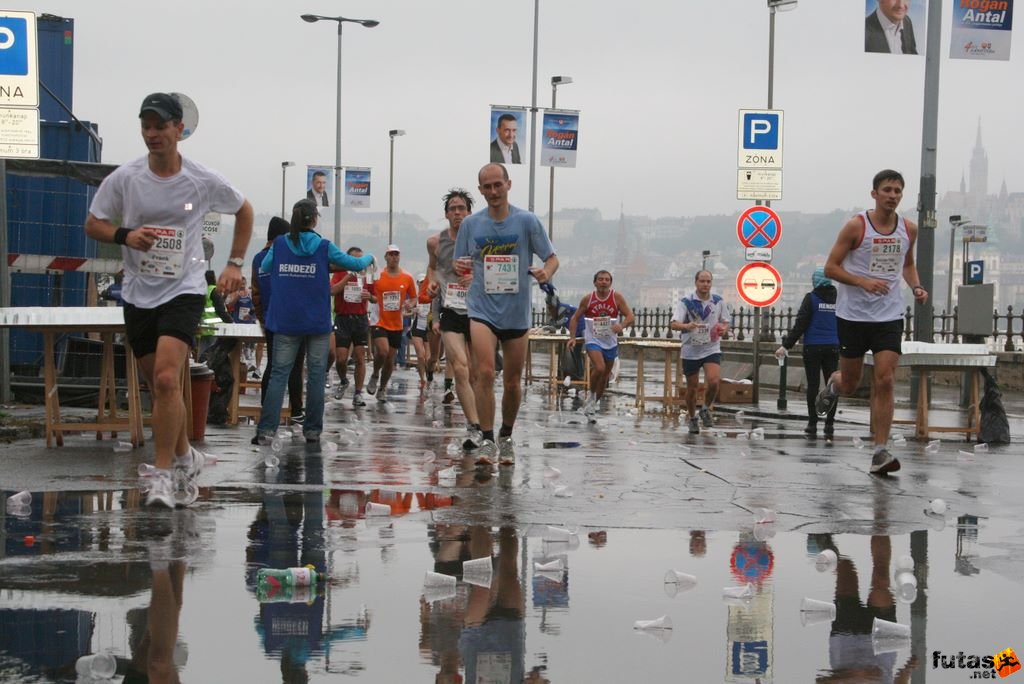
left=200, top=338, right=237, bottom=426
left=978, top=368, right=1010, bottom=444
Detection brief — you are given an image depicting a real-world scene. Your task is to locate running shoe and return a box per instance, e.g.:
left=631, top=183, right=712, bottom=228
left=498, top=437, right=515, bottom=466
left=804, top=421, right=818, bottom=436
left=334, top=379, right=349, bottom=401
left=172, top=447, right=206, bottom=508
left=870, top=448, right=901, bottom=475
left=442, top=389, right=456, bottom=405
left=463, top=427, right=482, bottom=451
left=823, top=422, right=835, bottom=439
left=145, top=470, right=175, bottom=509
left=699, top=407, right=714, bottom=427
left=366, top=375, right=378, bottom=395
left=352, top=391, right=366, bottom=407
left=688, top=416, right=700, bottom=434
left=291, top=411, right=306, bottom=426
left=427, top=369, right=434, bottom=383
left=475, top=439, right=497, bottom=466
left=815, top=380, right=839, bottom=418
left=376, top=385, right=388, bottom=402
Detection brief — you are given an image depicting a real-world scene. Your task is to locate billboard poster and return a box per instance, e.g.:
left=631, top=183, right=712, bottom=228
left=950, top=0, right=1014, bottom=60
left=540, top=109, right=579, bottom=168
left=305, top=166, right=333, bottom=207
left=864, top=0, right=927, bottom=55
left=345, top=167, right=371, bottom=208
left=489, top=105, right=527, bottom=165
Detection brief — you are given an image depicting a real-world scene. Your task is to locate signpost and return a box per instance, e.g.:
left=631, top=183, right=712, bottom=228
left=0, top=10, right=38, bottom=159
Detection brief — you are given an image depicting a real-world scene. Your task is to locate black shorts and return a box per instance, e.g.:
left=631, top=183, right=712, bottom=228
left=334, top=314, right=369, bottom=348
left=837, top=317, right=903, bottom=359
left=470, top=318, right=527, bottom=342
left=440, top=307, right=471, bottom=338
left=123, top=293, right=205, bottom=358
left=371, top=326, right=403, bottom=349
left=410, top=327, right=428, bottom=340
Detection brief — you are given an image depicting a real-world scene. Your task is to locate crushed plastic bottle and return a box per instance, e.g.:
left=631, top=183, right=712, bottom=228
left=265, top=454, right=280, bottom=468
left=76, top=653, right=117, bottom=680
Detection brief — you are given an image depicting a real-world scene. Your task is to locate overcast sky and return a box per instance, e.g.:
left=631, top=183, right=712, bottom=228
left=26, top=0, right=1024, bottom=224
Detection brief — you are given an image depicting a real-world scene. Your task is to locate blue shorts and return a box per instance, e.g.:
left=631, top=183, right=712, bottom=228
left=584, top=343, right=618, bottom=362
left=683, top=353, right=721, bottom=377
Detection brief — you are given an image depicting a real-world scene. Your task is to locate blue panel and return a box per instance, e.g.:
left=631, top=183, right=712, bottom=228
left=37, top=16, right=75, bottom=122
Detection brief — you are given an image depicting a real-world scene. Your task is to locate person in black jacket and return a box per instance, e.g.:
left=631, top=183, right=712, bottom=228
left=776, top=267, right=839, bottom=437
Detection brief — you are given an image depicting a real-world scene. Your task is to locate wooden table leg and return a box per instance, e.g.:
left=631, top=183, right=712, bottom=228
left=635, top=349, right=646, bottom=410
left=98, top=333, right=116, bottom=440
left=915, top=371, right=929, bottom=440
left=229, top=342, right=242, bottom=426
left=43, top=332, right=58, bottom=447
left=126, top=344, right=144, bottom=448
left=662, top=349, right=672, bottom=412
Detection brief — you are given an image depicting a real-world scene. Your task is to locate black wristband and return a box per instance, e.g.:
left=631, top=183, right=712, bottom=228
left=114, top=227, right=131, bottom=246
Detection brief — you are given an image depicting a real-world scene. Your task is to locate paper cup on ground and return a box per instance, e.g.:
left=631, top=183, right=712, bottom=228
left=462, top=557, right=493, bottom=588
left=534, top=570, right=565, bottom=584
left=815, top=549, right=838, bottom=572
left=753, top=521, right=777, bottom=542
left=871, top=617, right=911, bottom=641
left=974, top=443, right=988, bottom=453
left=424, top=571, right=456, bottom=592
left=365, top=502, right=391, bottom=517
left=534, top=559, right=564, bottom=573
left=800, top=598, right=837, bottom=626
left=753, top=507, right=776, bottom=523
left=929, top=498, right=947, bottom=515
left=664, top=570, right=697, bottom=597
left=722, top=582, right=754, bottom=599
left=543, top=466, right=562, bottom=479
left=553, top=485, right=573, bottom=498
left=543, top=526, right=576, bottom=542
left=925, top=439, right=941, bottom=454
left=633, top=615, right=673, bottom=631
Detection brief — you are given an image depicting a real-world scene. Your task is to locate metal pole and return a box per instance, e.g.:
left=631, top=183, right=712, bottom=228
left=388, top=135, right=395, bottom=244
left=527, top=0, right=539, bottom=212
left=0, top=159, right=10, bottom=403
left=911, top=0, right=942, bottom=405
left=547, top=81, right=556, bottom=240
left=280, top=164, right=287, bottom=218
left=334, top=21, right=344, bottom=245
left=946, top=225, right=957, bottom=328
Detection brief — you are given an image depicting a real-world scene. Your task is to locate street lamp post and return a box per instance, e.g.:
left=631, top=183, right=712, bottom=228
left=527, top=0, right=540, bottom=212
left=301, top=13, right=379, bottom=245
left=546, top=76, right=573, bottom=240
left=946, top=215, right=970, bottom=331
left=388, top=129, right=406, bottom=244
left=280, top=161, right=295, bottom=218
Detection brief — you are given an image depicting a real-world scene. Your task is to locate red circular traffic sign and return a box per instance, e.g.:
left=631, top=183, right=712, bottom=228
left=736, top=262, right=783, bottom=308
left=736, top=206, right=783, bottom=249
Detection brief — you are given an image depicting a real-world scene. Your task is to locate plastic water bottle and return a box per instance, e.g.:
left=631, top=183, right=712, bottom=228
left=257, top=565, right=319, bottom=590
left=138, top=463, right=158, bottom=477
left=7, top=490, right=31, bottom=507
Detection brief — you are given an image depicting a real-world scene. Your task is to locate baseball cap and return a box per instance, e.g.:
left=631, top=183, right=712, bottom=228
left=139, top=92, right=183, bottom=122
left=385, top=244, right=401, bottom=254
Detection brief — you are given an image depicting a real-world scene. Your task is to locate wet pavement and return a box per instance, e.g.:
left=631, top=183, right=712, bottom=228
left=2, top=370, right=1023, bottom=682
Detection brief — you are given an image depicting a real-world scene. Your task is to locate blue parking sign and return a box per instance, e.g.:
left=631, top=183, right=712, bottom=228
left=743, top=113, right=779, bottom=150
left=0, top=17, right=29, bottom=76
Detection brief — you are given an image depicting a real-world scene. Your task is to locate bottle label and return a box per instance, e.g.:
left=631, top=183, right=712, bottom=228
left=290, top=567, right=313, bottom=586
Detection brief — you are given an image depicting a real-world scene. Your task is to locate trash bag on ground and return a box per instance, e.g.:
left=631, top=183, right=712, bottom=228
left=200, top=338, right=237, bottom=426
left=559, top=345, right=585, bottom=381
left=978, top=368, right=1010, bottom=444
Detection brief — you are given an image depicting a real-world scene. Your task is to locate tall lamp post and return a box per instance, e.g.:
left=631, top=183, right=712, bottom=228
left=527, top=0, right=540, bottom=211
left=388, top=129, right=406, bottom=244
left=946, top=215, right=971, bottom=332
left=300, top=13, right=380, bottom=246
left=756, top=0, right=797, bottom=406
left=280, top=161, right=294, bottom=218
left=546, top=75, right=573, bottom=240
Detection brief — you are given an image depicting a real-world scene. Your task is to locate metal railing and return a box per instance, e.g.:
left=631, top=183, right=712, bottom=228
left=533, top=304, right=1024, bottom=351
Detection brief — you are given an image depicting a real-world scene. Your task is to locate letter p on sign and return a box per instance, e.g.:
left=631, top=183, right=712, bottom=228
left=743, top=113, right=779, bottom=150
left=0, top=17, right=28, bottom=75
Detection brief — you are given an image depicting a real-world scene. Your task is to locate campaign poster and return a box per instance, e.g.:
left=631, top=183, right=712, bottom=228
left=863, top=0, right=927, bottom=55
left=345, top=167, right=371, bottom=208
left=306, top=166, right=333, bottom=207
left=540, top=109, right=579, bottom=168
left=950, top=0, right=1014, bottom=60
left=488, top=105, right=527, bottom=165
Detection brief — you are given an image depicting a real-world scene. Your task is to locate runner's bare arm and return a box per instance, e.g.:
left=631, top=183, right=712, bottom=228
left=84, top=214, right=158, bottom=251
left=614, top=292, right=635, bottom=333
left=902, top=220, right=928, bottom=304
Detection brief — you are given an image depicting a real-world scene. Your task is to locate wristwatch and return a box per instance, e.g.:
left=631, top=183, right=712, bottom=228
left=227, top=257, right=245, bottom=268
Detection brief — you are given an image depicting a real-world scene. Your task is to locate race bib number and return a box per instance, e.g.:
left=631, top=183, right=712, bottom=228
left=869, top=237, right=902, bottom=274
left=445, top=282, right=468, bottom=311
left=415, top=303, right=430, bottom=330
left=591, top=316, right=612, bottom=337
left=383, top=291, right=401, bottom=312
left=343, top=283, right=363, bottom=303
left=483, top=254, right=519, bottom=294
left=690, top=324, right=711, bottom=345
left=138, top=226, right=185, bottom=279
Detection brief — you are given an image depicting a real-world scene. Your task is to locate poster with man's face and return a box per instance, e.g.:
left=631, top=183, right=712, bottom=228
left=489, top=106, right=526, bottom=165
left=865, top=0, right=927, bottom=55
left=306, top=166, right=333, bottom=206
